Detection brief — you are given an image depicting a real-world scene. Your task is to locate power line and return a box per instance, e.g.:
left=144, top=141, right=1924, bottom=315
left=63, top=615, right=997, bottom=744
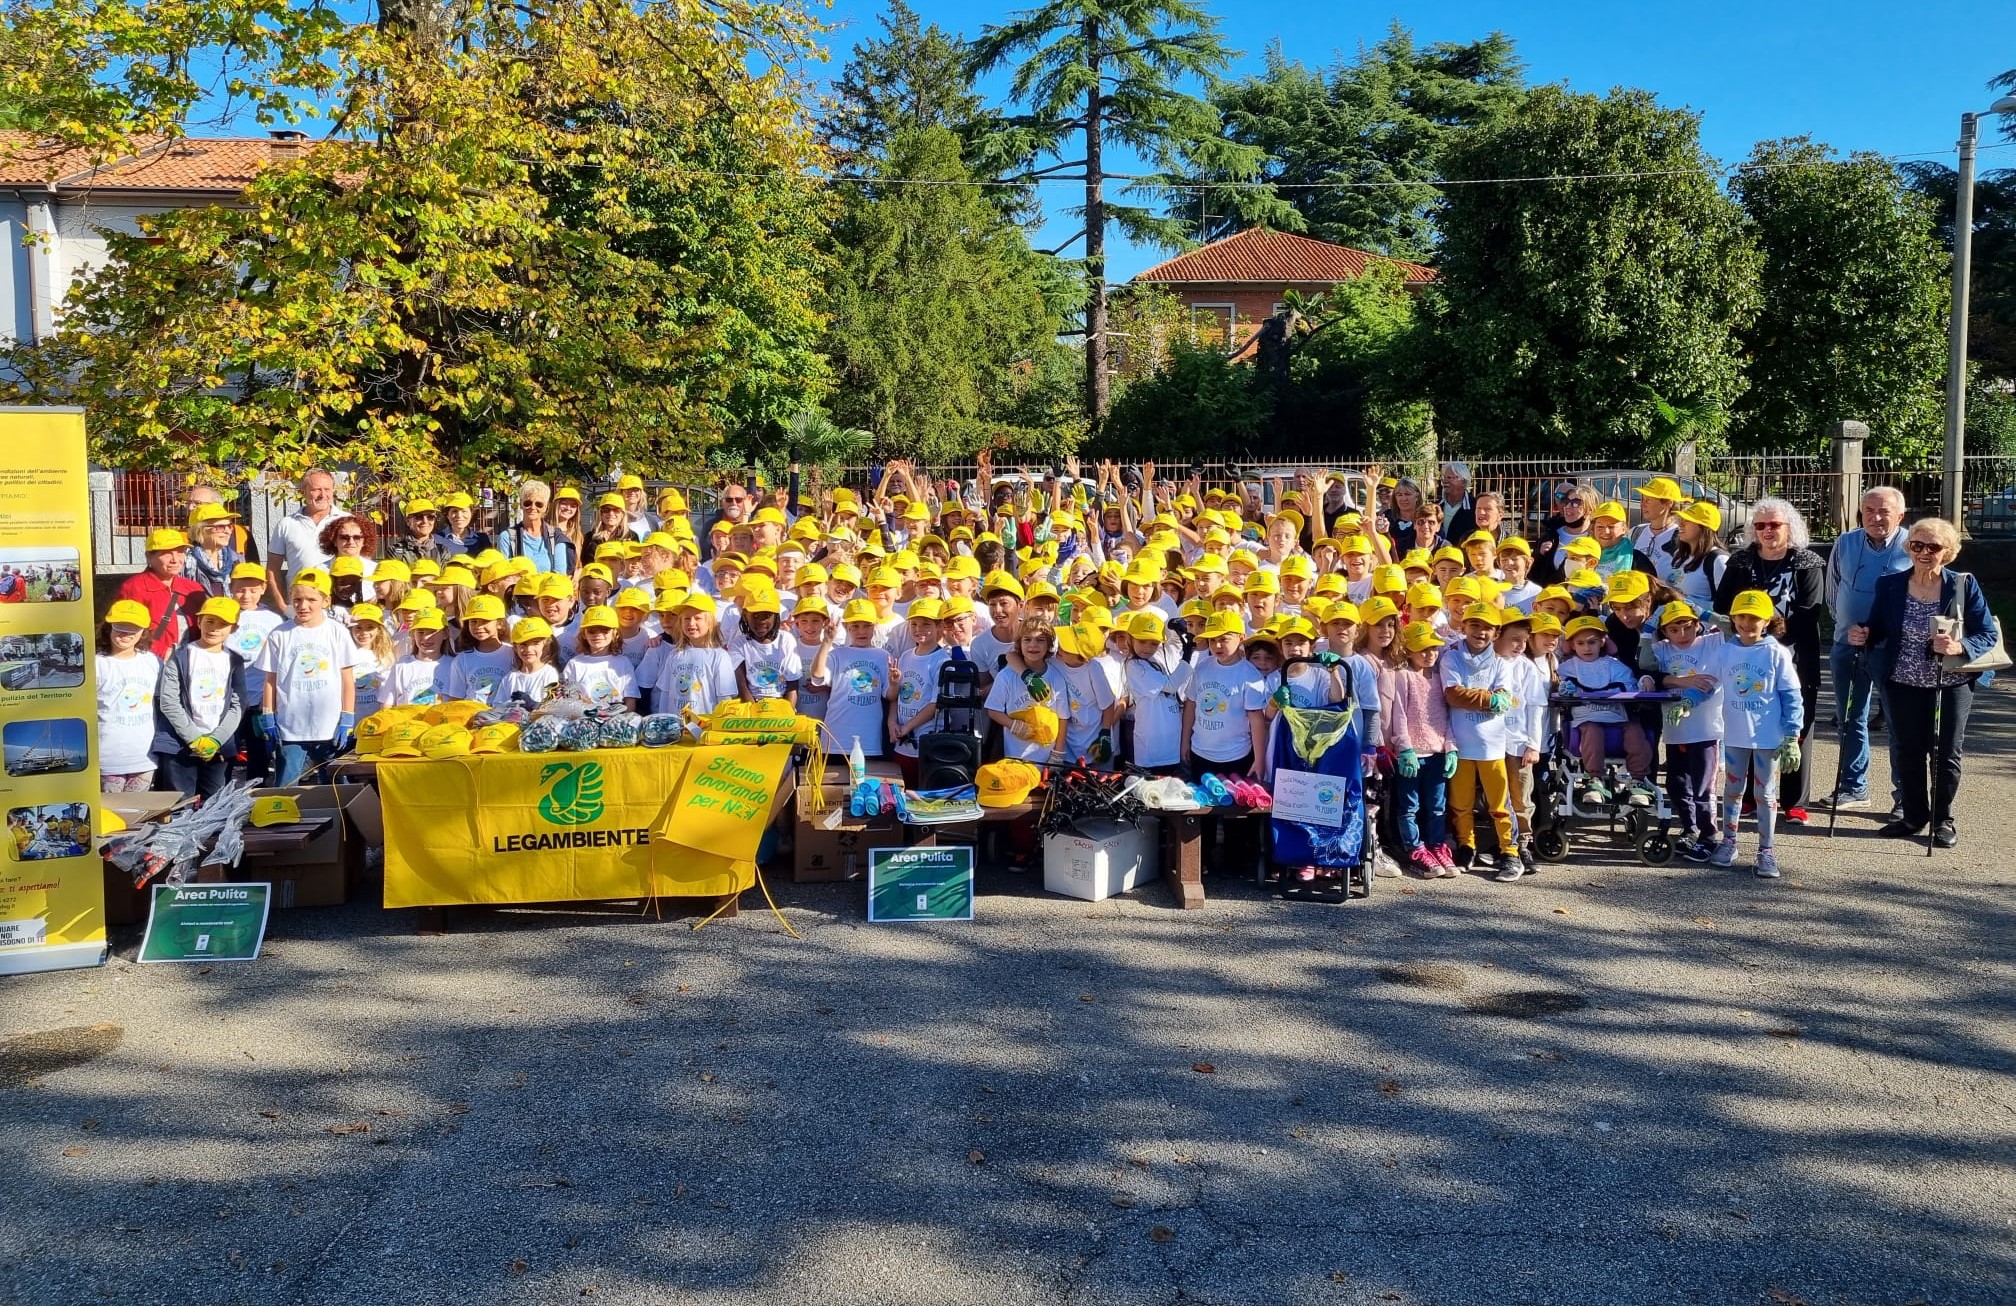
left=673, top=139, right=2014, bottom=191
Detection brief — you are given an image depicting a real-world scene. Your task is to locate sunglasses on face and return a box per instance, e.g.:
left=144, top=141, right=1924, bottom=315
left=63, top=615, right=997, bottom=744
left=1753, top=521, right=1786, bottom=532
left=1907, top=540, right=1942, bottom=554
left=722, top=495, right=748, bottom=506
left=336, top=533, right=365, bottom=542
left=523, top=500, right=545, bottom=509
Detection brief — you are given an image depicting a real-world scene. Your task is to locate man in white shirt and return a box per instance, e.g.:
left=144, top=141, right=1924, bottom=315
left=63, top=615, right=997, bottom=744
left=265, top=468, right=350, bottom=609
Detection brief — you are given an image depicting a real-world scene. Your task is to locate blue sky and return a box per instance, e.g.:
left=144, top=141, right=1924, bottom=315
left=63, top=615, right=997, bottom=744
left=815, top=0, right=2016, bottom=279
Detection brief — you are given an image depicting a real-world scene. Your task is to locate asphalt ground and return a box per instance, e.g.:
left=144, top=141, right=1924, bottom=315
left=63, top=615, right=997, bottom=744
left=4, top=689, right=2014, bottom=1305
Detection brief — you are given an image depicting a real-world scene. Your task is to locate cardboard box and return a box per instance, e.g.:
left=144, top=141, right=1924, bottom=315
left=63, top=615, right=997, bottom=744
left=100, top=791, right=191, bottom=927
left=201, top=784, right=374, bottom=908
left=1043, top=817, right=1161, bottom=902
left=793, top=781, right=898, bottom=882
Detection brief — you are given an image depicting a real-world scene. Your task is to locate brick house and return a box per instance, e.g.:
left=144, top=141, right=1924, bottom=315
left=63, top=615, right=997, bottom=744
left=1127, top=227, right=1435, bottom=356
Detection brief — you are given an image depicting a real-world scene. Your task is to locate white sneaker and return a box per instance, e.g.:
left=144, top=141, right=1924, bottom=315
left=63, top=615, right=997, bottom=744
left=1709, top=835, right=1739, bottom=868
left=1372, top=849, right=1403, bottom=879
left=1755, top=849, right=1780, bottom=878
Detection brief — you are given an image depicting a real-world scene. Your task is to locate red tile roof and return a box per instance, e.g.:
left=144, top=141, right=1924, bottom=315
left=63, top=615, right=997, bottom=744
left=1133, top=227, right=1434, bottom=286
left=0, top=132, right=311, bottom=193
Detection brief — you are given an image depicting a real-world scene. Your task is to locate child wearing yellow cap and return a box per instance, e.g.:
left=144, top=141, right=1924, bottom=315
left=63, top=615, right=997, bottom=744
left=255, top=573, right=364, bottom=781
left=1117, top=609, right=1188, bottom=774
left=1439, top=604, right=1520, bottom=876
left=806, top=598, right=894, bottom=759
left=1183, top=612, right=1269, bottom=778
left=95, top=602, right=157, bottom=790
left=1706, top=591, right=1802, bottom=878
left=443, top=595, right=515, bottom=705
left=1557, top=615, right=1654, bottom=801
left=346, top=603, right=396, bottom=717
left=1646, top=601, right=1725, bottom=861
left=639, top=594, right=739, bottom=718
left=385, top=607, right=449, bottom=708
left=561, top=607, right=640, bottom=712
left=984, top=618, right=1075, bottom=765
left=494, top=618, right=561, bottom=708
left=149, top=595, right=248, bottom=796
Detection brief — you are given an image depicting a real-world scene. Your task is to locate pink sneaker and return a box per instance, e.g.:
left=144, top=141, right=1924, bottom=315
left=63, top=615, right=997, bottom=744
left=1296, top=866, right=1317, bottom=882
left=1407, top=847, right=1439, bottom=877
left=1432, top=845, right=1459, bottom=876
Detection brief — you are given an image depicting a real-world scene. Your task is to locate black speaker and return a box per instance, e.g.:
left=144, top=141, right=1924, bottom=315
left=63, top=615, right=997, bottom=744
left=918, top=732, right=983, bottom=790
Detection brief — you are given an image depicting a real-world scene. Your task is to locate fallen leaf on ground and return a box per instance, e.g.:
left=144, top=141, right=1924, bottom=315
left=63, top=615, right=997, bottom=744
left=445, top=1103, right=470, bottom=1115
left=1692, top=917, right=1717, bottom=928
left=698, top=1072, right=715, bottom=1083
left=1378, top=1080, right=1402, bottom=1096
left=259, top=1109, right=282, bottom=1119
left=1079, top=994, right=1095, bottom=1003
left=1111, top=1195, right=1136, bottom=1208
left=1190, top=1062, right=1217, bottom=1074
left=1765, top=1026, right=1803, bottom=1039
left=968, top=1149, right=986, bottom=1165
left=327, top=1122, right=371, bottom=1136
left=508, top=1259, right=527, bottom=1276
left=60, top=1145, right=87, bottom=1157
left=1553, top=907, right=1571, bottom=916
left=1148, top=1226, right=1175, bottom=1243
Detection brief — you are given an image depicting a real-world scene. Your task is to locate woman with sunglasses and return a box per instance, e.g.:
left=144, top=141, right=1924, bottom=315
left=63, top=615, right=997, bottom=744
left=1846, top=516, right=1998, bottom=847
left=496, top=479, right=578, bottom=576
left=387, top=498, right=453, bottom=566
left=1716, top=498, right=1825, bottom=822
left=317, top=515, right=378, bottom=597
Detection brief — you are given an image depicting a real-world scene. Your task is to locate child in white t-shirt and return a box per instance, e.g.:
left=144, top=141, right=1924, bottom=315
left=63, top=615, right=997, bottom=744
left=1118, top=610, right=1189, bottom=773
left=493, top=617, right=561, bottom=707
left=560, top=606, right=639, bottom=711
left=253, top=575, right=362, bottom=784
left=810, top=599, right=895, bottom=759
left=96, top=600, right=163, bottom=790
left=890, top=600, right=949, bottom=786
left=637, top=593, right=740, bottom=717
left=384, top=610, right=449, bottom=706
left=1182, top=613, right=1268, bottom=776
left=733, top=592, right=802, bottom=704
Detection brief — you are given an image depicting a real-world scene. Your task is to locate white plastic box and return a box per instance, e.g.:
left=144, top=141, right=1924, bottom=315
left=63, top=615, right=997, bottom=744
left=1042, top=817, right=1161, bottom=902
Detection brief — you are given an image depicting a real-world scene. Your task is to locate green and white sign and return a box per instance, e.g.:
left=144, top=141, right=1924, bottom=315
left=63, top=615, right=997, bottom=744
left=138, top=883, right=270, bottom=963
left=868, top=847, right=973, bottom=922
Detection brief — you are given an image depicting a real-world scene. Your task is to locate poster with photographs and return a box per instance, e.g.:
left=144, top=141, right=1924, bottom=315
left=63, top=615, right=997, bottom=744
left=0, top=408, right=106, bottom=975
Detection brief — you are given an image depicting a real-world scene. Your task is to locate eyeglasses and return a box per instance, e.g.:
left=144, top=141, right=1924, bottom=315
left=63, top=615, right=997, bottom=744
left=722, top=495, right=748, bottom=505
left=522, top=500, right=545, bottom=509
left=1907, top=539, right=1943, bottom=554
left=409, top=511, right=436, bottom=519
left=1752, top=521, right=1786, bottom=531
left=335, top=532, right=365, bottom=542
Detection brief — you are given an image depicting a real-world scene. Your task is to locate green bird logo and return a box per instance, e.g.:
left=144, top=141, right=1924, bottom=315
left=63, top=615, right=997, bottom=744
left=538, top=761, right=605, bottom=826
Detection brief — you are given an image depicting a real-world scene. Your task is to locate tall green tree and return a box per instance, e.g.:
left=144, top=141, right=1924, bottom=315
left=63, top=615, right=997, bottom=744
left=968, top=0, right=1295, bottom=424
left=823, top=3, right=985, bottom=167
left=0, top=0, right=830, bottom=487
left=1428, top=87, right=1760, bottom=460
left=823, top=126, right=1079, bottom=462
left=1193, top=25, right=1526, bottom=258
left=1730, top=138, right=1948, bottom=456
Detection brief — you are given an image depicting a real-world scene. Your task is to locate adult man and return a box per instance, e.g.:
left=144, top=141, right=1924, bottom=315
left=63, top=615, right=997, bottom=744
left=617, top=474, right=656, bottom=540
left=1439, top=462, right=1477, bottom=545
left=706, top=478, right=755, bottom=561
left=265, top=469, right=348, bottom=608
left=1825, top=486, right=1910, bottom=811
left=116, top=527, right=207, bottom=657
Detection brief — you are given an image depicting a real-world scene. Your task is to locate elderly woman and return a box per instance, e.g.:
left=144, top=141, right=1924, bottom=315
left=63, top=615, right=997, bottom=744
left=182, top=503, right=245, bottom=596
left=1716, top=498, right=1826, bottom=821
left=1847, top=517, right=1999, bottom=847
left=496, top=479, right=578, bottom=574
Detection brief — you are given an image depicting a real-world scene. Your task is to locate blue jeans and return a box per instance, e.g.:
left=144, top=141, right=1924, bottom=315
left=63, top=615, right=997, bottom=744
left=1831, top=643, right=1896, bottom=801
left=1397, top=755, right=1451, bottom=851
left=277, top=740, right=340, bottom=785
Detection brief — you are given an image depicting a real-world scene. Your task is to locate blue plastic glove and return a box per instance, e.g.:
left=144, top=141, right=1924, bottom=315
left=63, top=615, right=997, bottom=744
left=1487, top=689, right=1513, bottom=715
left=1397, top=749, right=1420, bottom=778
left=259, top=712, right=280, bottom=746
left=332, top=711, right=356, bottom=752
left=1443, top=752, right=1459, bottom=778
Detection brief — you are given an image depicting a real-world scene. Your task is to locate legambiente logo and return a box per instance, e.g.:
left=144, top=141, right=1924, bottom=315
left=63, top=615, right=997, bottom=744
left=537, top=761, right=605, bottom=826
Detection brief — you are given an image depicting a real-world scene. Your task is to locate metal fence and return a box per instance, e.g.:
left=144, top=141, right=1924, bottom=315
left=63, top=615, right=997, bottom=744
left=83, top=454, right=2016, bottom=576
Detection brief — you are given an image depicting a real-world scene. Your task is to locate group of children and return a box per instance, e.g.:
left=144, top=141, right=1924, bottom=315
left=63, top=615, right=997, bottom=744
left=97, top=492, right=1805, bottom=884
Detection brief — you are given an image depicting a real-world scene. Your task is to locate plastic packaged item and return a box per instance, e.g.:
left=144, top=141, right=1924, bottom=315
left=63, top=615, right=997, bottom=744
left=519, top=716, right=563, bottom=753
left=849, top=736, right=867, bottom=789
left=639, top=714, right=685, bottom=747
left=599, top=712, right=642, bottom=748
left=558, top=718, right=602, bottom=751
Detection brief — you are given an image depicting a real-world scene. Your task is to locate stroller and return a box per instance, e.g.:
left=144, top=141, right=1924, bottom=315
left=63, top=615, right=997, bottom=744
left=1532, top=690, right=1678, bottom=866
left=1267, top=657, right=1370, bottom=901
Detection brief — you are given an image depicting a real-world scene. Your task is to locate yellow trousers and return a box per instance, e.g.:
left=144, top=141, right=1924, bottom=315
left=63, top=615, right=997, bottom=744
left=1450, top=756, right=1516, bottom=852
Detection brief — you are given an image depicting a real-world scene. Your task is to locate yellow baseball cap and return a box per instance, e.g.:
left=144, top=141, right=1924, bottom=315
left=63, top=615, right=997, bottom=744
left=1679, top=500, right=1723, bottom=531
left=463, top=594, right=507, bottom=622
left=941, top=595, right=977, bottom=619
left=1564, top=536, right=1602, bottom=559
left=1359, top=596, right=1400, bottom=626
left=348, top=601, right=385, bottom=626
left=907, top=598, right=945, bottom=622
left=510, top=616, right=553, bottom=642
left=740, top=587, right=783, bottom=616
left=841, top=598, right=879, bottom=625
left=1606, top=571, right=1651, bottom=604
left=676, top=591, right=719, bottom=616
left=1635, top=477, right=1685, bottom=503
left=436, top=566, right=477, bottom=588
left=983, top=570, right=1025, bottom=599
left=1565, top=615, right=1609, bottom=640
left=977, top=759, right=1044, bottom=807
left=417, top=724, right=474, bottom=759
left=613, top=588, right=653, bottom=610
left=1126, top=609, right=1168, bottom=641
left=1656, top=600, right=1700, bottom=628
left=470, top=722, right=522, bottom=755
left=1593, top=500, right=1628, bottom=523
left=1496, top=535, right=1532, bottom=556
left=331, top=556, right=366, bottom=578
left=1528, top=613, right=1564, bottom=636
left=1401, top=621, right=1444, bottom=654
left=1243, top=570, right=1281, bottom=596
left=410, top=609, right=447, bottom=632
left=1459, top=602, right=1501, bottom=628
left=145, top=527, right=190, bottom=552
left=791, top=596, right=831, bottom=619
left=1201, top=610, right=1245, bottom=641
left=229, top=561, right=268, bottom=585
left=1405, top=582, right=1444, bottom=610
left=196, top=596, right=242, bottom=626
left=294, top=568, right=331, bottom=595
left=1730, top=590, right=1776, bottom=621
left=1372, top=565, right=1407, bottom=596
left=105, top=599, right=152, bottom=627
left=1446, top=576, right=1482, bottom=604
left=372, top=558, right=412, bottom=584
left=248, top=794, right=301, bottom=827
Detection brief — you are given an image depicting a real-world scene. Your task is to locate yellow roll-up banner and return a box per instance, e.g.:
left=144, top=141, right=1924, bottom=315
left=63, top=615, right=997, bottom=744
left=0, top=408, right=106, bottom=975
left=379, top=745, right=791, bottom=908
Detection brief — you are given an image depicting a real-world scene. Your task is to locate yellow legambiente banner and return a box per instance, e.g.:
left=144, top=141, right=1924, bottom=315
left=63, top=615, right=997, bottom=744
left=379, top=745, right=791, bottom=908
left=0, top=407, right=106, bottom=975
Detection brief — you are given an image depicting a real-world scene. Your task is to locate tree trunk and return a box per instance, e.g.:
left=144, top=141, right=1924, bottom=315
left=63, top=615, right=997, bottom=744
left=1082, top=16, right=1108, bottom=426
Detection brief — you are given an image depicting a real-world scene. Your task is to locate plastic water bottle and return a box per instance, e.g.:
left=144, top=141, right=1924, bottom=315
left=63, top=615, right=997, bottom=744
left=849, top=736, right=867, bottom=790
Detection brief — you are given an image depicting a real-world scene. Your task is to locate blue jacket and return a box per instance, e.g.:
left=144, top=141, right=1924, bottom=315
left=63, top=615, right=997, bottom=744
left=1826, top=527, right=1910, bottom=645
left=1862, top=568, right=1999, bottom=685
